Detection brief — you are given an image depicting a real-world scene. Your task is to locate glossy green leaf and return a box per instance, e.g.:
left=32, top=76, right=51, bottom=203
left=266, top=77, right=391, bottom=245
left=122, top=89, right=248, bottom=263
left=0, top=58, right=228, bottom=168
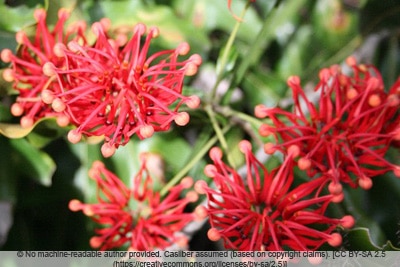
left=346, top=228, right=400, bottom=251
left=382, top=241, right=400, bottom=251
left=25, top=119, right=68, bottom=148
left=361, top=170, right=400, bottom=248
left=82, top=1, right=209, bottom=53
left=0, top=122, right=35, bottom=139
left=276, top=26, right=313, bottom=79
left=26, top=131, right=58, bottom=149
left=111, top=138, right=147, bottom=186
left=150, top=132, right=193, bottom=177
left=112, top=137, right=172, bottom=193
left=0, top=4, right=37, bottom=32
left=233, top=0, right=309, bottom=86
left=0, top=117, right=57, bottom=139
left=343, top=187, right=388, bottom=247
left=9, top=138, right=55, bottom=186
left=346, top=228, right=382, bottom=250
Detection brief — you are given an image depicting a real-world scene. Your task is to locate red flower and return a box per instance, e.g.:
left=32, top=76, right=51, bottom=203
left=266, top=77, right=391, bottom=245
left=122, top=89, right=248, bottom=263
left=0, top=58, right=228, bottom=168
left=255, top=57, right=400, bottom=190
left=1, top=8, right=87, bottom=128
left=69, top=154, right=197, bottom=251
left=195, top=140, right=353, bottom=251
left=43, top=22, right=201, bottom=157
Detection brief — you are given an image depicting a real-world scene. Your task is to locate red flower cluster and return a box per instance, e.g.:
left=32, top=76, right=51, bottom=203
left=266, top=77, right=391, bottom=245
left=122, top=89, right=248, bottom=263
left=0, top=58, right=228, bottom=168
left=195, top=140, right=354, bottom=251
left=255, top=57, right=400, bottom=191
left=2, top=9, right=201, bottom=157
left=1, top=8, right=87, bottom=128
left=43, top=22, right=201, bottom=157
left=69, top=155, right=197, bottom=251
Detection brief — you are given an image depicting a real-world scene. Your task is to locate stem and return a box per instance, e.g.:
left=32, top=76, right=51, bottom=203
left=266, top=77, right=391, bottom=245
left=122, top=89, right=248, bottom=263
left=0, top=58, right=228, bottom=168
left=216, top=105, right=267, bottom=129
left=205, top=104, right=237, bottom=168
left=214, top=105, right=267, bottom=147
left=160, top=125, right=231, bottom=197
left=210, top=1, right=251, bottom=101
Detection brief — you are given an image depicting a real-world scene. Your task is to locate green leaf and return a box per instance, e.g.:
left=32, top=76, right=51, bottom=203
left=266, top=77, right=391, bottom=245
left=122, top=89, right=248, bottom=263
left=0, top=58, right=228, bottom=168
left=346, top=228, right=400, bottom=251
left=276, top=25, right=313, bottom=78
left=233, top=0, right=310, bottom=86
left=382, top=241, right=400, bottom=251
left=0, top=117, right=57, bottom=139
left=9, top=138, right=55, bottom=186
left=0, top=122, right=36, bottom=139
left=82, top=1, right=209, bottom=53
left=150, top=132, right=192, bottom=176
left=25, top=119, right=68, bottom=148
left=111, top=138, right=145, bottom=185
left=111, top=132, right=194, bottom=182
left=346, top=227, right=381, bottom=250
left=0, top=4, right=38, bottom=32
left=343, top=187, right=388, bottom=247
left=112, top=137, right=173, bottom=193
left=362, top=170, right=400, bottom=248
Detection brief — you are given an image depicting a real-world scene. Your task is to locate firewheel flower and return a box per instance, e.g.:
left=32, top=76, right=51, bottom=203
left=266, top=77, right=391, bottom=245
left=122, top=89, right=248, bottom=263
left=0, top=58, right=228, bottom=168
left=255, top=57, right=400, bottom=191
left=1, top=8, right=87, bottom=128
left=69, top=155, right=198, bottom=251
left=43, top=22, right=202, bottom=157
left=195, top=140, right=354, bottom=251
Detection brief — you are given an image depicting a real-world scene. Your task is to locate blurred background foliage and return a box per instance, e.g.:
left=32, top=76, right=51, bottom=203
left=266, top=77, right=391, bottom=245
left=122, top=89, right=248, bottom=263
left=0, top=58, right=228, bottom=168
left=0, top=0, right=399, bottom=251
